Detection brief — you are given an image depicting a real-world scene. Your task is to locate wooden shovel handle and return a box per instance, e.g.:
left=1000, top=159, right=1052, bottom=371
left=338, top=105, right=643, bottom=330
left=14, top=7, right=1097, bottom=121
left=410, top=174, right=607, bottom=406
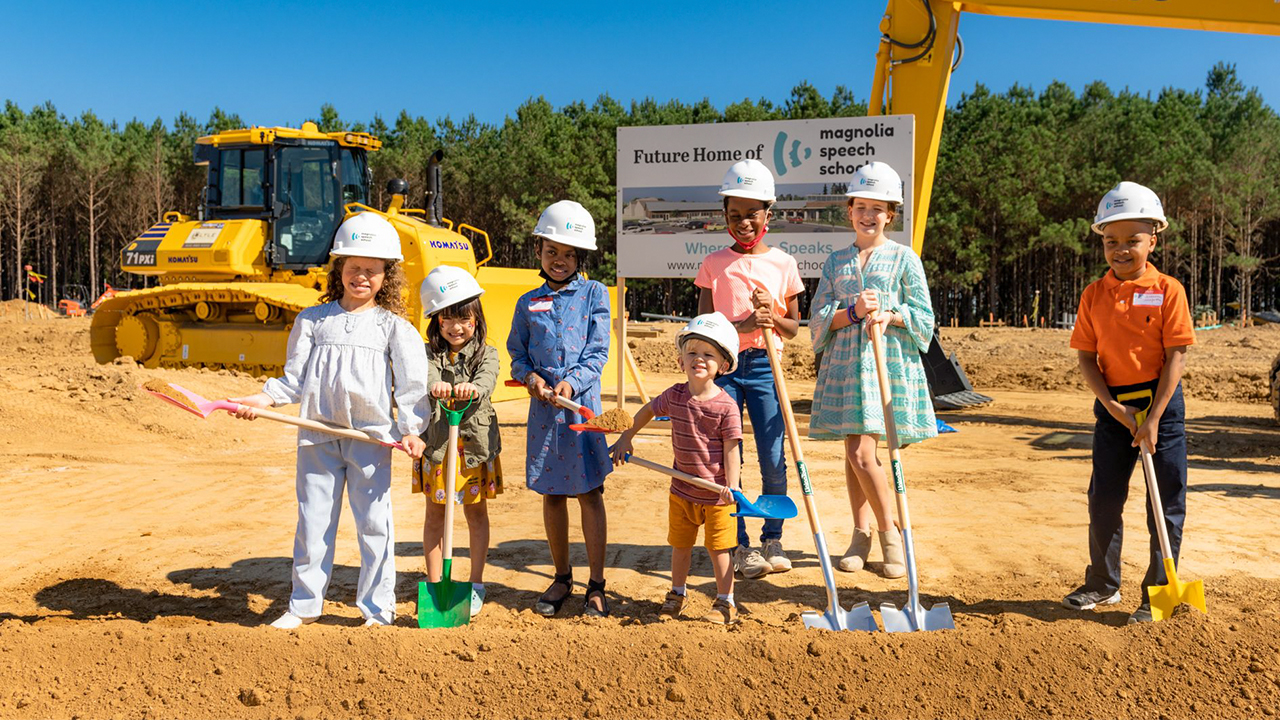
left=760, top=328, right=822, bottom=534
left=869, top=322, right=912, bottom=530
left=503, top=379, right=594, bottom=419
left=243, top=407, right=403, bottom=449
left=621, top=453, right=724, bottom=495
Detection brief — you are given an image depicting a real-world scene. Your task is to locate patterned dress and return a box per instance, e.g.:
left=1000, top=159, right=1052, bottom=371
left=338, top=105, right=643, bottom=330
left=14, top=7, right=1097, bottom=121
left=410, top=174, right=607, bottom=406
left=808, top=241, right=937, bottom=444
left=507, top=276, right=613, bottom=495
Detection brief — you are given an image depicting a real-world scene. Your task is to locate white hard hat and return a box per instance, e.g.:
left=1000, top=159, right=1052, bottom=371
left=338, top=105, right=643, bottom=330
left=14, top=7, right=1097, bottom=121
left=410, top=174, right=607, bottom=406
left=718, top=159, right=776, bottom=203
left=331, top=212, right=403, bottom=261
left=1092, top=181, right=1168, bottom=234
left=420, top=265, right=484, bottom=317
left=676, top=312, right=740, bottom=374
left=845, top=161, right=904, bottom=205
left=533, top=200, right=597, bottom=251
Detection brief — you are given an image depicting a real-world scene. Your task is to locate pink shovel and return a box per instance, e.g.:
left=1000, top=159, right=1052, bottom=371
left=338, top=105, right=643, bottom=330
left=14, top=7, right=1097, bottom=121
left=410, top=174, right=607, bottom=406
left=144, top=381, right=406, bottom=451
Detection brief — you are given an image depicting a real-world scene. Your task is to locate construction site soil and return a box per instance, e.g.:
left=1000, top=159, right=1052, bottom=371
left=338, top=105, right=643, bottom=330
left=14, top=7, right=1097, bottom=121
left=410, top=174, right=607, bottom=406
left=1, top=302, right=1277, bottom=719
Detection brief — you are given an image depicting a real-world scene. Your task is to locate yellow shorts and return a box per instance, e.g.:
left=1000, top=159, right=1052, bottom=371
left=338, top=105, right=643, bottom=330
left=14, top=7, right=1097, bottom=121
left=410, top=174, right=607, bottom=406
left=412, top=440, right=503, bottom=505
left=668, top=493, right=736, bottom=552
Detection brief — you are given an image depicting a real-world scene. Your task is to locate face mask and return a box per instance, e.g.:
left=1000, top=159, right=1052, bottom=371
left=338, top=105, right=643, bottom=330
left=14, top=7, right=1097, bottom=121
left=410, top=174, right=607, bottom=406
left=728, top=224, right=768, bottom=251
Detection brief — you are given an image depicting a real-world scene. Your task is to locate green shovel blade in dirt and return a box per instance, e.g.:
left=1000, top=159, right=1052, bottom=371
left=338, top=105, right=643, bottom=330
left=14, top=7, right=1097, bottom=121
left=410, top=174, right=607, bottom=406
left=418, top=557, right=471, bottom=628
left=417, top=398, right=473, bottom=629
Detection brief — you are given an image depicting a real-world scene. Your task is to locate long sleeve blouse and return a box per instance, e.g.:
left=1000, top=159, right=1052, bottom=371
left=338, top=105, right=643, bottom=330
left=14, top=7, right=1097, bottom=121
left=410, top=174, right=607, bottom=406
left=263, top=302, right=431, bottom=446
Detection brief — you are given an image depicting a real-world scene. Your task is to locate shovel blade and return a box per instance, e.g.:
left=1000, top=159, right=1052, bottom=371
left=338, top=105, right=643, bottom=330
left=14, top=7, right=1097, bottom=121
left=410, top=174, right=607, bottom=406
left=1148, top=558, right=1207, bottom=621
left=800, top=602, right=880, bottom=632
left=730, top=491, right=798, bottom=520
left=880, top=601, right=955, bottom=633
left=417, top=577, right=471, bottom=629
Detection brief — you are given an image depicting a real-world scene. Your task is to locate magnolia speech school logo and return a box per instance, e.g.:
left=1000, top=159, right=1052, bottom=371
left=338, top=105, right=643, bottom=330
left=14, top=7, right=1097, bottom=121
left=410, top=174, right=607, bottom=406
left=773, top=131, right=812, bottom=177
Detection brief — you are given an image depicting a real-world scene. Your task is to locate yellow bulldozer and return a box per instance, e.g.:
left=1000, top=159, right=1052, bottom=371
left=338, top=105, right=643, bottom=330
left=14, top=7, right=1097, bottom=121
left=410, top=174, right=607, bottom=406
left=91, top=122, right=614, bottom=401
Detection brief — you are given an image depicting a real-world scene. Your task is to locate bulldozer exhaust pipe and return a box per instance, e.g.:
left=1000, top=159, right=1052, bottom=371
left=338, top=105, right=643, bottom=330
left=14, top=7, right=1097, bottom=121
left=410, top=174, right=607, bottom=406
left=425, top=149, right=444, bottom=227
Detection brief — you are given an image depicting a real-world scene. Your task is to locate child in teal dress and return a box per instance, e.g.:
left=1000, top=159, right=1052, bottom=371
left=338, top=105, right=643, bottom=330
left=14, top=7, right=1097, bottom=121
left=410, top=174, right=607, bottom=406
left=808, top=161, right=936, bottom=579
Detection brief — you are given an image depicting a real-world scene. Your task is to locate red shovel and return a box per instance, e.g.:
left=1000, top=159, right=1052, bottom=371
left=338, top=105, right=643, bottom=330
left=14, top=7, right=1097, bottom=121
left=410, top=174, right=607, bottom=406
left=504, top=379, right=596, bottom=420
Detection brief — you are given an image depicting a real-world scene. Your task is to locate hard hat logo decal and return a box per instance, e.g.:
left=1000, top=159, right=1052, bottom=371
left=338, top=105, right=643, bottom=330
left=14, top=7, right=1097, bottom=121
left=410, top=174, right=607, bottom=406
left=439, top=285, right=447, bottom=293
left=737, top=177, right=743, bottom=184
left=352, top=232, right=359, bottom=240
left=566, top=222, right=572, bottom=230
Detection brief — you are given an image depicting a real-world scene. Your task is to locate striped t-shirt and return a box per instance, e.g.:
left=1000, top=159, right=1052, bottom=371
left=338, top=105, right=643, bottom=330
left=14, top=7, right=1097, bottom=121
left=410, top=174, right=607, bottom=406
left=651, top=383, right=743, bottom=506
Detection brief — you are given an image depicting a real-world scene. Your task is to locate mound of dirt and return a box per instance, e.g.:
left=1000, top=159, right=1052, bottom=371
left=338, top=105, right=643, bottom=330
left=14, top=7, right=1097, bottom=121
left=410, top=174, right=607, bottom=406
left=629, top=323, right=1278, bottom=405
left=0, top=299, right=57, bottom=319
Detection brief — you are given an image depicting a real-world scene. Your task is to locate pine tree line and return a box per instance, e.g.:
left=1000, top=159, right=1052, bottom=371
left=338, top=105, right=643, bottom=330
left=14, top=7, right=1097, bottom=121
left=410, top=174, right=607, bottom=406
left=1, top=65, right=1276, bottom=323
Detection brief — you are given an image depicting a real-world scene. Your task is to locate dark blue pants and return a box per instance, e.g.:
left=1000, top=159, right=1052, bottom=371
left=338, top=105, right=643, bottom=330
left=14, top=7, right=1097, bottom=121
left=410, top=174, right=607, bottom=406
left=715, top=348, right=789, bottom=547
left=1085, top=380, right=1188, bottom=604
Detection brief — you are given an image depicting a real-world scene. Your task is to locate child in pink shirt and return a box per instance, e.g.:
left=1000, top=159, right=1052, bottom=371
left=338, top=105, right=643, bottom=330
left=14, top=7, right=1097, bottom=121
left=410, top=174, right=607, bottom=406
left=694, top=159, right=804, bottom=581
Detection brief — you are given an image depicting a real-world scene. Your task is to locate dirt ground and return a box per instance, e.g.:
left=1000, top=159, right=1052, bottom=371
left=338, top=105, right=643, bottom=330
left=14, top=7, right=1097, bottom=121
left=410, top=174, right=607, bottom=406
left=1, top=304, right=1278, bottom=719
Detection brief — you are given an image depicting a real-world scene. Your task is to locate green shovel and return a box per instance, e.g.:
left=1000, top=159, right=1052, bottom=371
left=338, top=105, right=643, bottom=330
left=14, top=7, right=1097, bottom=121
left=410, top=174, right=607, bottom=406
left=417, top=397, right=474, bottom=628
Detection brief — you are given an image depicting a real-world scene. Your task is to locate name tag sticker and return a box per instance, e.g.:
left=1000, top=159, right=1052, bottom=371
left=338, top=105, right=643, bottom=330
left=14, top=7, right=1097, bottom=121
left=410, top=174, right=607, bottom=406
left=529, top=298, right=553, bottom=312
left=1133, top=292, right=1164, bottom=307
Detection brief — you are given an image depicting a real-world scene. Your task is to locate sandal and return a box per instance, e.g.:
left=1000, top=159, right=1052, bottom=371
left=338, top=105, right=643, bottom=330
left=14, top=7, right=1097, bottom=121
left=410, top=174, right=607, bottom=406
left=584, top=578, right=610, bottom=618
left=534, top=572, right=573, bottom=617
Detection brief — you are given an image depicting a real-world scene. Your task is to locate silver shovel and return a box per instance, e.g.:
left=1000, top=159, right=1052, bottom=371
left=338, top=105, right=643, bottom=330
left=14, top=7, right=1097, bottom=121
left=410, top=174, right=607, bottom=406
left=762, top=329, right=879, bottom=632
left=869, top=323, right=954, bottom=632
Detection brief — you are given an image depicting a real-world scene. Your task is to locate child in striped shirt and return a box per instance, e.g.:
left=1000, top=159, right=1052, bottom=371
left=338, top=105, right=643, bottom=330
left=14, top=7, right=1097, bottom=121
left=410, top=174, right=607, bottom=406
left=611, top=313, right=743, bottom=624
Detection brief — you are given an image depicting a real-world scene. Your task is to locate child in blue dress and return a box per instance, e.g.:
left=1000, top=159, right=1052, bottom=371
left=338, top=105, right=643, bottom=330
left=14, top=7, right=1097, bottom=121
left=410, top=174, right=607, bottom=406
left=808, top=162, right=936, bottom=579
left=507, top=200, right=613, bottom=618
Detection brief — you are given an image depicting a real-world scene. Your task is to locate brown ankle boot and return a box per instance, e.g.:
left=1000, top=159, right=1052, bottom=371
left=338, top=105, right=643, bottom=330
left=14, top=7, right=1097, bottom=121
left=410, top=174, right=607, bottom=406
left=838, top=529, right=874, bottom=572
left=878, top=529, right=906, bottom=579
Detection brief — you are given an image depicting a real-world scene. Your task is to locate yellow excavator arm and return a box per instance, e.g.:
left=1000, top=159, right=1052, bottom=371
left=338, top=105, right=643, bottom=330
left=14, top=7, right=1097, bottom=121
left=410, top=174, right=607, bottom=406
left=873, top=0, right=1280, bottom=254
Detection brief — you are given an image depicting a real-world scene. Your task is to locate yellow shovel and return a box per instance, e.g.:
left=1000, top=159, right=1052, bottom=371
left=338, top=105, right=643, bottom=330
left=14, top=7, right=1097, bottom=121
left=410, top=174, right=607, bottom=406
left=1117, top=389, right=1207, bottom=621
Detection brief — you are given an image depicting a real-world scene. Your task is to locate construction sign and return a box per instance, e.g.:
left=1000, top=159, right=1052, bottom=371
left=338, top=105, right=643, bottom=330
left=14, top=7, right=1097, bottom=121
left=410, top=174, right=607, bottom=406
left=616, top=115, right=914, bottom=278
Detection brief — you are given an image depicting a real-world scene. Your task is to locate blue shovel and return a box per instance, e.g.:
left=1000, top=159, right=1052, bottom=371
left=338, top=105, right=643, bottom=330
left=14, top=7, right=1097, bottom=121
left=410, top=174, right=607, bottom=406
left=869, top=323, right=954, bottom=632
left=618, top=452, right=797, bottom=520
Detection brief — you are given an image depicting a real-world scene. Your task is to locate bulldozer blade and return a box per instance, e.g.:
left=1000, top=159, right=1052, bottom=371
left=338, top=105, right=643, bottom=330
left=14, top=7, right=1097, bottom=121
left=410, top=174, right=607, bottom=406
left=880, top=600, right=955, bottom=633
left=1148, top=558, right=1207, bottom=622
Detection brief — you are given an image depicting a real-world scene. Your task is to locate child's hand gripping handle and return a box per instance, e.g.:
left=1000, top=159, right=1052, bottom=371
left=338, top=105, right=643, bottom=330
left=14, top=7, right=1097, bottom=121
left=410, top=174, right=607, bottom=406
left=504, top=379, right=595, bottom=420
left=615, top=451, right=726, bottom=495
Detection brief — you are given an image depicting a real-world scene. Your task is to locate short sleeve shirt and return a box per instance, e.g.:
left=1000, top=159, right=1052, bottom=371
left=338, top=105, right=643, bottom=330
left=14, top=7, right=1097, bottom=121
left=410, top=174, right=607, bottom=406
left=650, top=383, right=743, bottom=505
left=694, top=246, right=805, bottom=351
left=1070, top=263, right=1196, bottom=386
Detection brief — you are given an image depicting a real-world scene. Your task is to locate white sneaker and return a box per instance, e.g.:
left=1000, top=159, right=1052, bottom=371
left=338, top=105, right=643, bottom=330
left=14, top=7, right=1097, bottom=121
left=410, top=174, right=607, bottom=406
left=733, top=545, right=772, bottom=579
left=762, top=538, right=792, bottom=572
left=268, top=612, right=317, bottom=630
left=362, top=617, right=392, bottom=627
left=470, top=586, right=486, bottom=618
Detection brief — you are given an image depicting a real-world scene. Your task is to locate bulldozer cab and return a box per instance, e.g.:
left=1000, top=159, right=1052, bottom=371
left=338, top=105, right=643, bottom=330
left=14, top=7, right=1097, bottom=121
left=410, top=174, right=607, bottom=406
left=197, top=134, right=371, bottom=270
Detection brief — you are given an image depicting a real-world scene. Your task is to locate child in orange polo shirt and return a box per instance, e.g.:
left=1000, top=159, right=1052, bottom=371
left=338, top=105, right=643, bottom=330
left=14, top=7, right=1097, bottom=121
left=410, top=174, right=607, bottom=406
left=1062, top=182, right=1196, bottom=624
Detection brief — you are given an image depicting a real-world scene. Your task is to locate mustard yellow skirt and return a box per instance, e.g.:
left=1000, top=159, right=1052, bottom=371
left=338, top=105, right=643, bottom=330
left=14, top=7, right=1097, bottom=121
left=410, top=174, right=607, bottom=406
left=412, top=440, right=503, bottom=505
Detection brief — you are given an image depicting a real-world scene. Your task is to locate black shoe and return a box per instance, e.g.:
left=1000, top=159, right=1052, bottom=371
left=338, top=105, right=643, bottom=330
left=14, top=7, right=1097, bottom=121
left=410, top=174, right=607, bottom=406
left=1127, top=603, right=1153, bottom=624
left=1062, top=586, right=1121, bottom=610
left=583, top=578, right=610, bottom=618
left=534, top=572, right=573, bottom=617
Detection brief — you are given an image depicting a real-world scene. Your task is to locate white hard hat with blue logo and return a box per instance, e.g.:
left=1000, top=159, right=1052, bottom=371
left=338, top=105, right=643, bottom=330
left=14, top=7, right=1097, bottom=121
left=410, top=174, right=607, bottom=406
left=676, top=312, right=740, bottom=374
left=845, top=161, right=904, bottom=205
left=331, top=212, right=403, bottom=260
left=533, top=200, right=598, bottom=251
left=420, top=265, right=484, bottom=317
left=718, top=159, right=777, bottom=203
left=1092, top=181, right=1168, bottom=234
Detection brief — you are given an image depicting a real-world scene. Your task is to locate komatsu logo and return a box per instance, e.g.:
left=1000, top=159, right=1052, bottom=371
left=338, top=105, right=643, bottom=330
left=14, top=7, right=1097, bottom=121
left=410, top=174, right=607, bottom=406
left=429, top=240, right=471, bottom=251
left=169, top=255, right=199, bottom=263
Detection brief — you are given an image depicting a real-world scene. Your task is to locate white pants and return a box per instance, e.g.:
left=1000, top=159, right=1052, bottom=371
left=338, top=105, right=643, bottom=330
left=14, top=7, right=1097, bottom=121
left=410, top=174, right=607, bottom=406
left=290, top=439, right=396, bottom=623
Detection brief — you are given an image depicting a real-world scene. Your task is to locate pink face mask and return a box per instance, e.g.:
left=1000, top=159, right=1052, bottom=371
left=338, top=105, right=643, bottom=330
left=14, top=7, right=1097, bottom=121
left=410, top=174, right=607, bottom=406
left=728, top=224, right=768, bottom=251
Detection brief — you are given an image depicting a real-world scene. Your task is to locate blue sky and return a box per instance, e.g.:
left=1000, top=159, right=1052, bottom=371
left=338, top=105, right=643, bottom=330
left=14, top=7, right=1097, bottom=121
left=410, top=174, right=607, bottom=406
left=3, top=1, right=1278, bottom=128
